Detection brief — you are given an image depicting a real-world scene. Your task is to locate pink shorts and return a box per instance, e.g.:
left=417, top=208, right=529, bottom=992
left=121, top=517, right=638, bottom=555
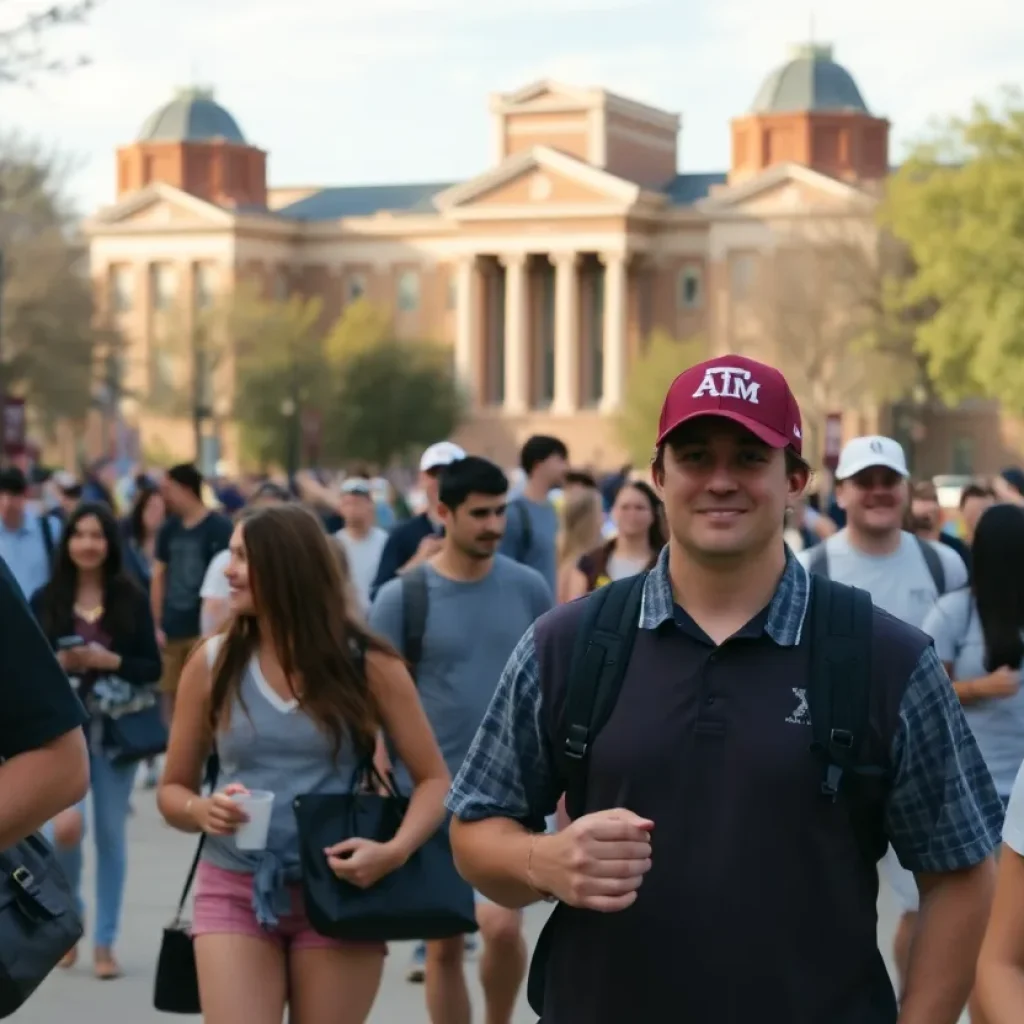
left=192, top=861, right=387, bottom=955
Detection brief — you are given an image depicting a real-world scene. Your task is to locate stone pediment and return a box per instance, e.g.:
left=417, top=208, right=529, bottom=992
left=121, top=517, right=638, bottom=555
left=433, top=146, right=659, bottom=219
left=698, top=163, right=876, bottom=218
left=85, top=182, right=237, bottom=232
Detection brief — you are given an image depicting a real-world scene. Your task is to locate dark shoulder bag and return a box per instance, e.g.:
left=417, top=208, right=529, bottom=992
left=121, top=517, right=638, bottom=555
left=0, top=830, right=82, bottom=1018
left=292, top=639, right=477, bottom=943
left=153, top=752, right=219, bottom=1015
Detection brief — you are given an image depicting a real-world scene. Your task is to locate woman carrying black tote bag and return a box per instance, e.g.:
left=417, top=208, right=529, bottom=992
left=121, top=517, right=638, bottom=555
left=294, top=761, right=477, bottom=942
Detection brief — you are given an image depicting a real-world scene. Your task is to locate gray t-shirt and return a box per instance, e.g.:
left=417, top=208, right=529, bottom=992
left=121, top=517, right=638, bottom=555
left=499, top=496, right=559, bottom=595
left=923, top=589, right=1024, bottom=798
left=797, top=530, right=968, bottom=629
left=369, top=555, right=553, bottom=776
left=336, top=527, right=389, bottom=614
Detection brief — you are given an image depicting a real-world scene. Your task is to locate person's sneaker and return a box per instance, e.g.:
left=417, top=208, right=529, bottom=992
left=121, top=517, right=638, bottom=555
left=405, top=942, right=426, bottom=983
left=464, top=934, right=478, bottom=960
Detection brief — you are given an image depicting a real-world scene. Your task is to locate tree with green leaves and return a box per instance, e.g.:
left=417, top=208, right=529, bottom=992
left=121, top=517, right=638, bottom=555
left=883, top=89, right=1024, bottom=413
left=231, top=292, right=327, bottom=468
left=617, top=331, right=707, bottom=466
left=325, top=335, right=465, bottom=468
left=0, top=137, right=109, bottom=429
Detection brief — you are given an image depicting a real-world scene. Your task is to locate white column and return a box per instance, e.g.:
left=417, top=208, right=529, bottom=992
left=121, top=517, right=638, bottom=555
left=501, top=253, right=529, bottom=414
left=454, top=256, right=478, bottom=400
left=600, top=251, right=628, bottom=412
left=551, top=252, right=580, bottom=414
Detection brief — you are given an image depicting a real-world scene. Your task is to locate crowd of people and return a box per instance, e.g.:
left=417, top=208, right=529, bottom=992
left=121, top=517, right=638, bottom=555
left=4, top=353, right=1024, bottom=1021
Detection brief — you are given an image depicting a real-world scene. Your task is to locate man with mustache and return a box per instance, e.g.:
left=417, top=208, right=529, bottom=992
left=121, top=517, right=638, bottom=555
left=798, top=435, right=969, bottom=1001
left=369, top=455, right=553, bottom=1024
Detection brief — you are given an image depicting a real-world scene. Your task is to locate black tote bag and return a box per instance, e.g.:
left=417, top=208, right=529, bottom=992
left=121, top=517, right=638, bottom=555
left=153, top=754, right=218, bottom=1015
left=293, top=765, right=477, bottom=943
left=0, top=831, right=82, bottom=1018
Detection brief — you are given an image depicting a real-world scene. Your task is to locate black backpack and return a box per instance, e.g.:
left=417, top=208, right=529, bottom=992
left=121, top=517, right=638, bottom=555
left=556, top=571, right=880, bottom=822
left=805, top=534, right=946, bottom=595
left=400, top=565, right=430, bottom=677
left=530, top=571, right=883, bottom=1018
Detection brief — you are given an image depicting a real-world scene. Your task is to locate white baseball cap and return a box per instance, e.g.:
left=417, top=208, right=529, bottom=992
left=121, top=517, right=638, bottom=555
left=835, top=435, right=909, bottom=482
left=419, top=441, right=466, bottom=473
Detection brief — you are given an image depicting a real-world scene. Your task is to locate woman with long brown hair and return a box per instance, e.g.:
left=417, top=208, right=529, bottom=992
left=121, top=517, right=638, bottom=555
left=555, top=488, right=605, bottom=603
left=562, top=480, right=666, bottom=600
left=158, top=504, right=450, bottom=1024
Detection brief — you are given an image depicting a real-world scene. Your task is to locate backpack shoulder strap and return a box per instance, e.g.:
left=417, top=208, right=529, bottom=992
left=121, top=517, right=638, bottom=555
left=559, top=572, right=647, bottom=820
left=807, top=576, right=876, bottom=802
left=914, top=535, right=946, bottom=595
left=805, top=541, right=830, bottom=578
left=517, top=500, right=533, bottom=557
left=400, top=564, right=430, bottom=679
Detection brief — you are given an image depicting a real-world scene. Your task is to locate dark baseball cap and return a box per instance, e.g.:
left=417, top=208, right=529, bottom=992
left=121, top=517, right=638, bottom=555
left=657, top=354, right=803, bottom=456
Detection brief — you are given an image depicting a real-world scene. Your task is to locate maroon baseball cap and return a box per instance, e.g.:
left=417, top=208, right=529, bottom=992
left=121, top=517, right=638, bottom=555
left=656, top=354, right=803, bottom=455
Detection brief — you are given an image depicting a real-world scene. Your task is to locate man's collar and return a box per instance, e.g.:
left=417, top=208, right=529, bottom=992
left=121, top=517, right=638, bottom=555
left=639, top=544, right=811, bottom=646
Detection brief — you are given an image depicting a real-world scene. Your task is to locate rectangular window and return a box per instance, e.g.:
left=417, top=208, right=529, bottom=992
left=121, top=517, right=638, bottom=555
left=150, top=263, right=177, bottom=313
left=397, top=269, right=420, bottom=312
left=347, top=272, right=367, bottom=303
left=485, top=271, right=505, bottom=406
left=110, top=265, right=134, bottom=314
left=951, top=436, right=975, bottom=476
left=194, top=263, right=216, bottom=311
left=678, top=266, right=703, bottom=309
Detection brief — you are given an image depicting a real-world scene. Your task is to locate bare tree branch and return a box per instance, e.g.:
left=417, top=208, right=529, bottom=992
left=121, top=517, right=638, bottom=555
left=0, top=1, right=95, bottom=84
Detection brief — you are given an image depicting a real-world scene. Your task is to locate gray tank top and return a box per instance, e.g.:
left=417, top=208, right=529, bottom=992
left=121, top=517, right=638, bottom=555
left=201, top=636, right=362, bottom=887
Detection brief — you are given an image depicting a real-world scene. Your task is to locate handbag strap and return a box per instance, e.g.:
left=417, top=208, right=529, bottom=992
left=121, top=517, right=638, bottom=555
left=173, top=751, right=220, bottom=920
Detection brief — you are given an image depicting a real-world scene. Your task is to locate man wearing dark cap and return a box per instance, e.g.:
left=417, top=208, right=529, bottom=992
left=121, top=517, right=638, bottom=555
left=446, top=354, right=1002, bottom=1024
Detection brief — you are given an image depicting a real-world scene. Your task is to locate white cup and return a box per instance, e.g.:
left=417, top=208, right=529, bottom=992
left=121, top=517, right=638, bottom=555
left=230, top=790, right=275, bottom=851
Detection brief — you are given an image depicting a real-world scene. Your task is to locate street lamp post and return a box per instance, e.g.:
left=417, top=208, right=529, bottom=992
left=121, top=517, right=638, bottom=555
left=280, top=396, right=299, bottom=483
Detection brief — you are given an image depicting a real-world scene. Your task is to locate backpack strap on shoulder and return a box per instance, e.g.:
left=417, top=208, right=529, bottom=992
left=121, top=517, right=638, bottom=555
left=518, top=500, right=533, bottom=558
left=39, top=513, right=55, bottom=564
left=560, top=572, right=646, bottom=820
left=808, top=576, right=875, bottom=802
left=914, top=535, right=946, bottom=595
left=400, top=564, right=430, bottom=680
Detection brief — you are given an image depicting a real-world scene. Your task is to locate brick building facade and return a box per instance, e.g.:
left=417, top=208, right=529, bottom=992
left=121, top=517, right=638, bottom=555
left=82, top=47, right=1008, bottom=475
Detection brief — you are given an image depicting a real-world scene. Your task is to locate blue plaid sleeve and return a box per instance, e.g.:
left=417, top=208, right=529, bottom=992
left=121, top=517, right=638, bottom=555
left=886, top=644, right=1002, bottom=873
left=445, top=625, right=560, bottom=832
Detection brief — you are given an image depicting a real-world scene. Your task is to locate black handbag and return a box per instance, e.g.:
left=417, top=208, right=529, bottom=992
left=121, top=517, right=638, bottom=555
left=153, top=754, right=218, bottom=1015
left=293, top=763, right=478, bottom=943
left=0, top=831, right=82, bottom=1018
left=103, top=700, right=168, bottom=766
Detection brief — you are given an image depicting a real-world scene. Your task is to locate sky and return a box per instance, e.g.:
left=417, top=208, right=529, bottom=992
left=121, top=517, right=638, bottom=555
left=2, top=0, right=1020, bottom=214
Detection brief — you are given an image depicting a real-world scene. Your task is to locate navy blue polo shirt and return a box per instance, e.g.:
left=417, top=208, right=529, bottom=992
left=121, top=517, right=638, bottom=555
left=447, top=547, right=1002, bottom=1024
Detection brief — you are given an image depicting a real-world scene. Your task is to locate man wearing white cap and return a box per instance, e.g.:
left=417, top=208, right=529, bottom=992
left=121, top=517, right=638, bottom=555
left=798, top=435, right=968, bottom=997
left=369, top=441, right=466, bottom=602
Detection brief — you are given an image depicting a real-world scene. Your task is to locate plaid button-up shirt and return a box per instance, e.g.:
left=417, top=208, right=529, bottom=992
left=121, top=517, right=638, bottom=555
left=447, top=546, right=1002, bottom=873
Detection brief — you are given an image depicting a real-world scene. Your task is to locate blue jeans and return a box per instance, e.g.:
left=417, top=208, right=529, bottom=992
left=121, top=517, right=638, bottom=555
left=45, top=751, right=136, bottom=949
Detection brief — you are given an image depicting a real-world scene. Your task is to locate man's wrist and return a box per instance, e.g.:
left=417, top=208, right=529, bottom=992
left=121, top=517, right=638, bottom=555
left=526, top=833, right=558, bottom=902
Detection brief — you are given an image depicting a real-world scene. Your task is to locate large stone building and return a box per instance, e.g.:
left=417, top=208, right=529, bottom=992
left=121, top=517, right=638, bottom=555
left=83, top=43, right=1006, bottom=474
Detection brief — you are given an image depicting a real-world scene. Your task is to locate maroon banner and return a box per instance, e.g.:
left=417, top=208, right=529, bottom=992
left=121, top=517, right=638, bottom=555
left=823, top=412, right=843, bottom=471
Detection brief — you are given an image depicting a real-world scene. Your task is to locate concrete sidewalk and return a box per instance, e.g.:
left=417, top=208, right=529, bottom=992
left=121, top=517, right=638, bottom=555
left=16, top=785, right=961, bottom=1023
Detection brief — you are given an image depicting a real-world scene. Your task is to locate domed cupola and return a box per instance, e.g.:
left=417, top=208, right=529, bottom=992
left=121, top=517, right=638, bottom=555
left=729, top=43, right=889, bottom=185
left=116, top=86, right=267, bottom=208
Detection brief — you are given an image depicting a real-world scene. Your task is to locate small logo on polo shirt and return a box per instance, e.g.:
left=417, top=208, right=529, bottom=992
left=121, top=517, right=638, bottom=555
left=785, top=687, right=810, bottom=726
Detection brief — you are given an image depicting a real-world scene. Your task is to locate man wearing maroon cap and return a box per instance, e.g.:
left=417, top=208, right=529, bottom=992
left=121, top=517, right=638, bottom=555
left=444, top=353, right=1000, bottom=1024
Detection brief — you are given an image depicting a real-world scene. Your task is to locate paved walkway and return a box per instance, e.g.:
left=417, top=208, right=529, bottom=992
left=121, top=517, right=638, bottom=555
left=18, top=786, right=964, bottom=1023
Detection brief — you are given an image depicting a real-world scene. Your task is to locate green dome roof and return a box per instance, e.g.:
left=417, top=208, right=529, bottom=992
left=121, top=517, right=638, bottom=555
left=752, top=44, right=869, bottom=115
left=138, top=87, right=247, bottom=144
